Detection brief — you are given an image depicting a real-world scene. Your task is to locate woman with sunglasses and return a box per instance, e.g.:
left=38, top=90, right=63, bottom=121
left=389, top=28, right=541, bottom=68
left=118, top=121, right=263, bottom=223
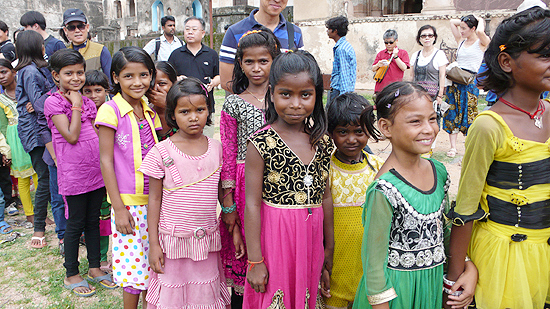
left=372, top=29, right=410, bottom=94
left=60, top=8, right=112, bottom=80
left=443, top=15, right=490, bottom=158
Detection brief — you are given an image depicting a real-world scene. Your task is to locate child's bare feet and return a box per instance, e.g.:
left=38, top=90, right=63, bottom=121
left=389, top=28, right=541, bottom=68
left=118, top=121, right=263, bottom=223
left=45, top=217, right=55, bottom=225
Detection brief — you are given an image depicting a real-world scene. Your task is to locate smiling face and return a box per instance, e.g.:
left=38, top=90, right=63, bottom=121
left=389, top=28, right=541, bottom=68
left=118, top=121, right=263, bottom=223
left=184, top=19, right=205, bottom=44
left=64, top=21, right=89, bottom=45
left=260, top=0, right=288, bottom=17
left=331, top=123, right=369, bottom=162
left=173, top=94, right=209, bottom=138
left=53, top=63, right=86, bottom=93
left=82, top=85, right=107, bottom=108
left=381, top=94, right=438, bottom=155
left=271, top=71, right=316, bottom=127
left=0, top=65, right=16, bottom=88
left=113, top=62, right=152, bottom=103
left=239, top=46, right=272, bottom=87
left=507, top=48, right=550, bottom=95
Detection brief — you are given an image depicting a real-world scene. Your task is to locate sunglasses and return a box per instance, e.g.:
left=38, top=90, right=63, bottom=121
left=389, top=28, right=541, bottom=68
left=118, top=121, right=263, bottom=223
left=384, top=40, right=395, bottom=45
left=65, top=23, right=86, bottom=32
left=420, top=34, right=434, bottom=39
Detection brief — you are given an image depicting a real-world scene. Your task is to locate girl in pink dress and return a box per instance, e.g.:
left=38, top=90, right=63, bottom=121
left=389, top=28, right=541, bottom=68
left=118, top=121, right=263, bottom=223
left=141, top=78, right=240, bottom=308
left=244, top=51, right=334, bottom=308
left=220, top=28, right=281, bottom=305
left=44, top=49, right=115, bottom=296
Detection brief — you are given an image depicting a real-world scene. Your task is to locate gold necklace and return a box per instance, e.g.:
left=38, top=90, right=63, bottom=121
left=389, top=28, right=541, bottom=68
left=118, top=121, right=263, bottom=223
left=246, top=89, right=265, bottom=103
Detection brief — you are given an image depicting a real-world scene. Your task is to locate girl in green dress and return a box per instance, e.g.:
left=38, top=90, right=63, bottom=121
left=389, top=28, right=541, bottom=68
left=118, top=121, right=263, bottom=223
left=353, top=82, right=477, bottom=309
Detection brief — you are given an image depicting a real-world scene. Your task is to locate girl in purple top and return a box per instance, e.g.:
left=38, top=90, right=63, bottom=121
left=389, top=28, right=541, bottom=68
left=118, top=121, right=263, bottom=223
left=44, top=49, right=115, bottom=297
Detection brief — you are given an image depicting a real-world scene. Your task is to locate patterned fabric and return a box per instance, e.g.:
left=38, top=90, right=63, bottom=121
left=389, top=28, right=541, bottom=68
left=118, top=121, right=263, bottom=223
left=443, top=83, right=479, bottom=135
left=330, top=36, right=356, bottom=93
left=220, top=94, right=265, bottom=186
left=250, top=127, right=333, bottom=206
left=111, top=204, right=150, bottom=290
left=377, top=179, right=448, bottom=271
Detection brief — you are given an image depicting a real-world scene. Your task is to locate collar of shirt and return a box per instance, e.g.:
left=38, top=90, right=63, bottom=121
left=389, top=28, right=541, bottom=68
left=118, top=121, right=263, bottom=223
left=333, top=36, right=347, bottom=50
left=247, top=8, right=287, bottom=31
left=0, top=39, right=12, bottom=48
left=160, top=34, right=179, bottom=45
left=180, top=43, right=205, bottom=56
left=71, top=40, right=88, bottom=51
left=113, top=93, right=156, bottom=119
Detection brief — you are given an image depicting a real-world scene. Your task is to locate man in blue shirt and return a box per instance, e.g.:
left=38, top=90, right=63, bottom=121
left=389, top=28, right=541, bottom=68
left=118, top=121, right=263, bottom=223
left=20, top=11, right=66, bottom=61
left=326, top=16, right=356, bottom=104
left=219, top=0, right=303, bottom=92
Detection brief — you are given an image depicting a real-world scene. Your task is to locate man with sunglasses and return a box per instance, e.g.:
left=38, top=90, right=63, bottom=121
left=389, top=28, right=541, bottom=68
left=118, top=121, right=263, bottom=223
left=372, top=29, right=410, bottom=93
left=62, top=8, right=112, bottom=79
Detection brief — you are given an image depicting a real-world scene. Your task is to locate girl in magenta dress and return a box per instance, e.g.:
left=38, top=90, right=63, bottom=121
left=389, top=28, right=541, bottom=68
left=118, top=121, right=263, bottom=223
left=141, top=78, right=238, bottom=308
left=243, top=51, right=334, bottom=308
left=219, top=28, right=281, bottom=303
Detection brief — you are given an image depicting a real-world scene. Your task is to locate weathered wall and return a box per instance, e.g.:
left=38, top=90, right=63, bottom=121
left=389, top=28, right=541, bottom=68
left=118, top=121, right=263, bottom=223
left=297, top=12, right=514, bottom=91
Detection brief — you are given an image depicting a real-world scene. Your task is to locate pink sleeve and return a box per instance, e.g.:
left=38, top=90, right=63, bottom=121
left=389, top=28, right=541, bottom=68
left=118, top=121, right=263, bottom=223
left=138, top=146, right=165, bottom=180
left=220, top=110, right=238, bottom=189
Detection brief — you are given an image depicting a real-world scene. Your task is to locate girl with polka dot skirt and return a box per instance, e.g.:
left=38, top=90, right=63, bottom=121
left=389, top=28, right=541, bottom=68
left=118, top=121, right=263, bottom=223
left=140, top=78, right=236, bottom=308
left=96, top=47, right=162, bottom=308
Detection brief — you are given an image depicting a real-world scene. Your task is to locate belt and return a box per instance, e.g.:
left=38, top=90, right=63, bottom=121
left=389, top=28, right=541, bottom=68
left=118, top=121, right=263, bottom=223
left=158, top=222, right=219, bottom=240
left=487, top=195, right=550, bottom=229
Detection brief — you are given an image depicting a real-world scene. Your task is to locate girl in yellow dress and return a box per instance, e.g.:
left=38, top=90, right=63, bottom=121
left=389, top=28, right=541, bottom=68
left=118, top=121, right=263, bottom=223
left=446, top=8, right=550, bottom=309
left=324, top=93, right=384, bottom=308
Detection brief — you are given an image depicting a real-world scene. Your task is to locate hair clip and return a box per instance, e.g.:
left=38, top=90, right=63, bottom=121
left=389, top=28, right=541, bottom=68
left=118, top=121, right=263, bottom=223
left=200, top=84, right=208, bottom=98
left=499, top=44, right=506, bottom=52
left=386, top=103, right=392, bottom=109
left=395, top=89, right=400, bottom=97
left=285, top=49, right=294, bottom=53
left=238, top=30, right=262, bottom=46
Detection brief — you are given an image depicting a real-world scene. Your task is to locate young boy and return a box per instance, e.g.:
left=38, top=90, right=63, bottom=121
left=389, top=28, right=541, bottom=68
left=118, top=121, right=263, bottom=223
left=325, top=93, right=384, bottom=309
left=83, top=70, right=112, bottom=271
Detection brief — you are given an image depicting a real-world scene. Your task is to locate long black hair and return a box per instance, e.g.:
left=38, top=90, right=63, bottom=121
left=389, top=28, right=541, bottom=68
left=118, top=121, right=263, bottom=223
left=110, top=46, right=156, bottom=95
left=14, top=30, right=48, bottom=71
left=265, top=50, right=327, bottom=147
left=479, top=7, right=550, bottom=94
left=49, top=49, right=86, bottom=74
left=231, top=27, right=281, bottom=94
left=165, top=77, right=212, bottom=128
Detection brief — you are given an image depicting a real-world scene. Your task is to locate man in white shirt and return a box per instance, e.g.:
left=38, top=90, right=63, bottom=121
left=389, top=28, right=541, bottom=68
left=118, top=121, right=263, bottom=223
left=143, top=15, right=184, bottom=61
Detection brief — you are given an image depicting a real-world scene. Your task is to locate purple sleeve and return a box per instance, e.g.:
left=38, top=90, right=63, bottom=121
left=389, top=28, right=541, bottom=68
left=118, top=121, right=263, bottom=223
left=220, top=110, right=238, bottom=189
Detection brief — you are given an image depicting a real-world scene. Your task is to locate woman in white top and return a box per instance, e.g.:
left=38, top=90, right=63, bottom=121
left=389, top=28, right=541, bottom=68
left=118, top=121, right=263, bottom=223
left=443, top=15, right=490, bottom=157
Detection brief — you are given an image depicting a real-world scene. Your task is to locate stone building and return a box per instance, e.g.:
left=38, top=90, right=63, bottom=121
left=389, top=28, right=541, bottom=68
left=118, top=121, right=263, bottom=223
left=294, top=0, right=528, bottom=90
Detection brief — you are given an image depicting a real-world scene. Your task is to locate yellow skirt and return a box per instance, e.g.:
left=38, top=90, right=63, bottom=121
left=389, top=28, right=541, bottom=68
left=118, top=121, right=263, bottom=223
left=469, top=220, right=550, bottom=309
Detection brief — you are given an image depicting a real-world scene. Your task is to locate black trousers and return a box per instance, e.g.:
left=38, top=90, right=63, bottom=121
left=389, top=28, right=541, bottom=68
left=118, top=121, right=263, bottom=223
left=0, top=165, right=14, bottom=206
left=28, top=147, right=50, bottom=232
left=64, top=187, right=106, bottom=277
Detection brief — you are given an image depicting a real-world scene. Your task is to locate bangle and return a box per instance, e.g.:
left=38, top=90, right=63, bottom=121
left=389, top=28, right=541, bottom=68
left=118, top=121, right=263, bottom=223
left=221, top=202, right=236, bottom=214
left=71, top=106, right=82, bottom=112
left=247, top=257, right=265, bottom=271
left=443, top=274, right=463, bottom=296
left=393, top=55, right=399, bottom=59
left=223, top=188, right=234, bottom=200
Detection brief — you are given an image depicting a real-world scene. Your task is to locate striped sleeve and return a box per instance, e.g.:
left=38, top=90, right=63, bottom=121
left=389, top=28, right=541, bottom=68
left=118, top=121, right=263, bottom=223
left=139, top=146, right=165, bottom=180
left=220, top=27, right=238, bottom=64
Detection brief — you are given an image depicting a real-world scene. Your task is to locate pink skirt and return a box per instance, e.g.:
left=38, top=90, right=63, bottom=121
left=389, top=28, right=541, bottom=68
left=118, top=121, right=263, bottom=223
left=220, top=163, right=248, bottom=293
left=243, top=202, right=325, bottom=308
left=146, top=251, right=231, bottom=309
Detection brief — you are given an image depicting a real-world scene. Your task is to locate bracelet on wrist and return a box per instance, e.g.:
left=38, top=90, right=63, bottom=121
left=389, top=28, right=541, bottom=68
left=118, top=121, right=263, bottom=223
left=71, top=106, right=82, bottom=112
left=443, top=274, right=463, bottom=296
left=247, top=257, right=265, bottom=271
left=221, top=202, right=236, bottom=214
left=222, top=188, right=234, bottom=200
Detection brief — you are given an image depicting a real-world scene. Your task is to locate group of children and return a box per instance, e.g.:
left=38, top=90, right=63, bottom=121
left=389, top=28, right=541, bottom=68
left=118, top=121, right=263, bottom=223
left=3, top=6, right=549, bottom=309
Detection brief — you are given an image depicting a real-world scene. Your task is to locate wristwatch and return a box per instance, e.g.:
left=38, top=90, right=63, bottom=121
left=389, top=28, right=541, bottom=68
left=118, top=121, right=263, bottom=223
left=393, top=55, right=399, bottom=59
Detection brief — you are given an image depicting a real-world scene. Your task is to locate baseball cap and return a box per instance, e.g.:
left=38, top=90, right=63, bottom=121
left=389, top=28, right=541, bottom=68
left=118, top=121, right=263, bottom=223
left=63, top=8, right=87, bottom=25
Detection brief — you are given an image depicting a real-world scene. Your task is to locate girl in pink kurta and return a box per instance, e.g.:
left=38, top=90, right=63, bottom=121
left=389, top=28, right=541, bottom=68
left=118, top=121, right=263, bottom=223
left=219, top=28, right=281, bottom=303
left=141, top=78, right=237, bottom=308
left=44, top=49, right=114, bottom=296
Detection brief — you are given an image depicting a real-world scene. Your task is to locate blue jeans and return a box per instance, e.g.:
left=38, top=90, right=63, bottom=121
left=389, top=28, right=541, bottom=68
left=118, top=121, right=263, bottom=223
left=49, top=165, right=66, bottom=240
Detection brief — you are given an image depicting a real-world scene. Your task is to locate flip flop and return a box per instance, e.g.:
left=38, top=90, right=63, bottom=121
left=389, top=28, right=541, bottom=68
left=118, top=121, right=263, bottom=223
left=22, top=221, right=33, bottom=229
left=30, top=236, right=47, bottom=249
left=0, top=221, right=13, bottom=234
left=6, top=204, right=18, bottom=216
left=64, top=279, right=96, bottom=297
left=87, top=273, right=118, bottom=290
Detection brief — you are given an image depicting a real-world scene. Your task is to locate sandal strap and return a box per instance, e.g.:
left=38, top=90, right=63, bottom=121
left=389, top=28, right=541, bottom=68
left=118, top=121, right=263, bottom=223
left=64, top=279, right=91, bottom=290
left=88, top=273, right=112, bottom=283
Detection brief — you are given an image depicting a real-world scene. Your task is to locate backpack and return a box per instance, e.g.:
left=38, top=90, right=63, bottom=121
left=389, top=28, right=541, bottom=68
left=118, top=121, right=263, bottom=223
left=154, top=36, right=184, bottom=60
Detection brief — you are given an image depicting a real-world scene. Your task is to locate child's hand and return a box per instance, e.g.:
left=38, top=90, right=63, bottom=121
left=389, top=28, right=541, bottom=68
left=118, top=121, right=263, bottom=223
left=247, top=262, right=268, bottom=293
left=149, top=243, right=165, bottom=274
left=232, top=226, right=245, bottom=259
left=25, top=102, right=34, bottom=113
left=320, top=267, right=331, bottom=298
left=63, top=90, right=83, bottom=108
left=221, top=210, right=239, bottom=234
left=446, top=261, right=478, bottom=309
left=146, top=85, right=168, bottom=109
left=113, top=206, right=135, bottom=235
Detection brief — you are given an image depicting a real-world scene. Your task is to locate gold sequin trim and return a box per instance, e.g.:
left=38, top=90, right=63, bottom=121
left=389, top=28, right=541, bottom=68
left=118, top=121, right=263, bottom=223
left=295, top=191, right=307, bottom=204
left=367, top=287, right=397, bottom=305
left=267, top=289, right=286, bottom=309
left=266, top=136, right=277, bottom=149
left=268, top=172, right=281, bottom=184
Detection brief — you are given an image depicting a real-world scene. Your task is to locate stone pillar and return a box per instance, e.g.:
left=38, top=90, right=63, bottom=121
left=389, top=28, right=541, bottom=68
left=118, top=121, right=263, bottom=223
left=421, top=0, right=456, bottom=14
